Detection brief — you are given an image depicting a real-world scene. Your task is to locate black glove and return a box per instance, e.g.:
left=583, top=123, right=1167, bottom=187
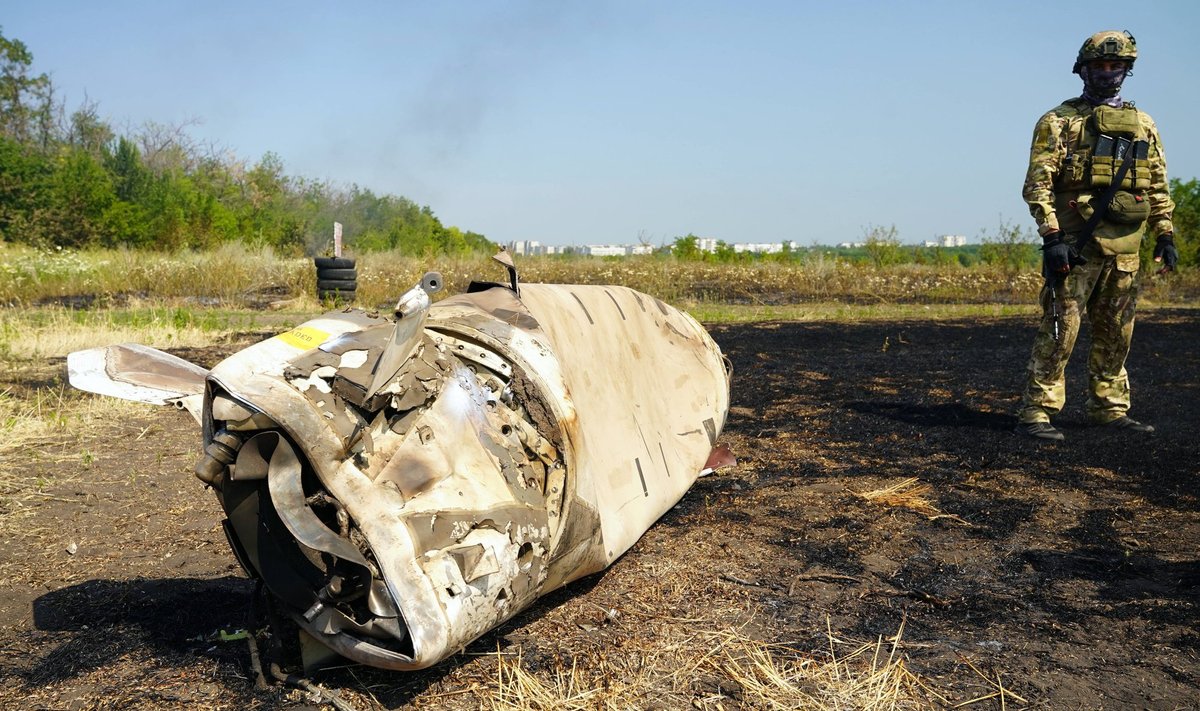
left=1041, top=231, right=1071, bottom=277
left=1154, top=233, right=1178, bottom=273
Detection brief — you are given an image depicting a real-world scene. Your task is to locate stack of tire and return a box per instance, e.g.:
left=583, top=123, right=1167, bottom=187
left=314, top=256, right=357, bottom=303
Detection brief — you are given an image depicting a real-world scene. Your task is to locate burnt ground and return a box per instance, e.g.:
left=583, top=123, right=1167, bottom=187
left=1, top=310, right=1198, bottom=709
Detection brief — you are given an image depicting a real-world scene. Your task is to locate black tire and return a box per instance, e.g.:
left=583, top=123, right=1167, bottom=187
left=317, top=279, right=358, bottom=291
left=314, top=257, right=356, bottom=269
left=316, top=268, right=357, bottom=280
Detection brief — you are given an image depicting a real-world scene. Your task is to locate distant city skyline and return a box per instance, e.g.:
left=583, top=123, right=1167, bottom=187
left=511, top=234, right=975, bottom=257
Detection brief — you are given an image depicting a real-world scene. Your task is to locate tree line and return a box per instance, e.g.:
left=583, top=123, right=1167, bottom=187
left=0, top=28, right=491, bottom=256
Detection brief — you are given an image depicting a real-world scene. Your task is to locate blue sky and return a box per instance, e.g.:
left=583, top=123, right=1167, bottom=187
left=6, top=1, right=1198, bottom=246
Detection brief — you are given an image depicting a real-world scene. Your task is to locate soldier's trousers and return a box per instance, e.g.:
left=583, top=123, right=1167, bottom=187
left=1016, top=251, right=1141, bottom=425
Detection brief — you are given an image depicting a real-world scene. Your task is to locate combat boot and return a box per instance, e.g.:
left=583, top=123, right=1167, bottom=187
left=1015, top=421, right=1065, bottom=441
left=1100, top=416, right=1155, bottom=433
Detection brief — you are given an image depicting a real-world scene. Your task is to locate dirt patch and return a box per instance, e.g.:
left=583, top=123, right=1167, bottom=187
left=1, top=311, right=1197, bottom=709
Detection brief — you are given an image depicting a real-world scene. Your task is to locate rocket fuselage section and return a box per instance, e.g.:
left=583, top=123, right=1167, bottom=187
left=69, top=278, right=731, bottom=671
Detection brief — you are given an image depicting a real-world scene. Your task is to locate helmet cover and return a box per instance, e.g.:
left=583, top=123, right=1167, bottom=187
left=1073, top=30, right=1137, bottom=74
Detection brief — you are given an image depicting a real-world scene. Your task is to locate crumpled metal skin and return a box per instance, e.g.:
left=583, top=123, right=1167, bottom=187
left=196, top=279, right=731, bottom=670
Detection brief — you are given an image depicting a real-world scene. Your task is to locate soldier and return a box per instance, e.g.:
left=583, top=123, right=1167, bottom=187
left=1015, top=30, right=1177, bottom=441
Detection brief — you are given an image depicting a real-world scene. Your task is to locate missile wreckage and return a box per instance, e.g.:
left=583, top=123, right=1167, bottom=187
left=68, top=255, right=733, bottom=671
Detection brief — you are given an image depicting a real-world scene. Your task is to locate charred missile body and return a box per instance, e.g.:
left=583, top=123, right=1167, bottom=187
left=68, top=264, right=732, bottom=670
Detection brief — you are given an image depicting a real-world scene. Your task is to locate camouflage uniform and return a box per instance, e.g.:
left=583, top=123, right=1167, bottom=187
left=1017, top=66, right=1175, bottom=425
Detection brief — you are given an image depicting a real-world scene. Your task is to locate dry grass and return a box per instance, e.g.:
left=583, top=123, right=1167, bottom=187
left=486, top=617, right=946, bottom=710
left=852, top=478, right=969, bottom=525
left=0, top=304, right=240, bottom=521
left=0, top=305, right=272, bottom=361
left=954, top=655, right=1029, bottom=709
left=0, top=303, right=243, bottom=497
left=0, top=381, right=149, bottom=455
left=0, top=242, right=308, bottom=304
left=5, top=241, right=1198, bottom=309
left=0, top=381, right=153, bottom=529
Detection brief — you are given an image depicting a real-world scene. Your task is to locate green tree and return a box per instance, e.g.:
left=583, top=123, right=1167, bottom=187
left=770, top=240, right=796, bottom=263
left=671, top=233, right=702, bottom=260
left=105, top=137, right=150, bottom=202
left=67, top=102, right=113, bottom=157
left=1167, top=178, right=1198, bottom=267
left=979, top=218, right=1038, bottom=275
left=0, top=28, right=53, bottom=145
left=50, top=148, right=116, bottom=247
left=709, top=240, right=744, bottom=263
left=0, top=135, right=52, bottom=242
left=0, top=29, right=491, bottom=254
left=862, top=224, right=903, bottom=267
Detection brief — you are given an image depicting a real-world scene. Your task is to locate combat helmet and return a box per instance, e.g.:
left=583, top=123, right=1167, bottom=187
left=1073, top=30, right=1137, bottom=74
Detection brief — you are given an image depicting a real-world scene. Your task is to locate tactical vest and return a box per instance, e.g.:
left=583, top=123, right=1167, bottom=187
left=1055, top=98, right=1151, bottom=254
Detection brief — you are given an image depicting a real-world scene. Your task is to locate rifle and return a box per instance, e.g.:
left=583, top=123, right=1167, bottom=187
left=1045, top=132, right=1140, bottom=341
left=1044, top=257, right=1079, bottom=342
left=1048, top=275, right=1064, bottom=342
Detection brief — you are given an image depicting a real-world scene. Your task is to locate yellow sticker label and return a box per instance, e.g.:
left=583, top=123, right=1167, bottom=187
left=275, top=326, right=330, bottom=350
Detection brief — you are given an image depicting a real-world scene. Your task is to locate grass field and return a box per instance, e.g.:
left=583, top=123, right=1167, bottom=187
left=5, top=242, right=1198, bottom=310
left=2, top=241, right=1194, bottom=518
left=1, top=244, right=1195, bottom=709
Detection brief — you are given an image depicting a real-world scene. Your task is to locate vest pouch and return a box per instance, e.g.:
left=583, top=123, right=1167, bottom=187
left=1073, top=193, right=1096, bottom=221
left=1072, top=192, right=1147, bottom=255
left=1062, top=150, right=1088, bottom=188
left=1132, top=155, right=1151, bottom=190
left=1089, top=154, right=1114, bottom=188
left=1092, top=105, right=1140, bottom=137
left=1107, top=191, right=1151, bottom=225
left=1089, top=107, right=1143, bottom=189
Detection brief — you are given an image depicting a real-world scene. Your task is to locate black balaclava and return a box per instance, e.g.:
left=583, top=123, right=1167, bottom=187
left=1079, top=64, right=1127, bottom=107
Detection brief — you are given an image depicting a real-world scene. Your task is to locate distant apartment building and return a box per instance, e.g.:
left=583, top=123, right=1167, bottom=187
left=587, top=244, right=655, bottom=256
left=922, top=235, right=968, bottom=248
left=585, top=244, right=628, bottom=257
left=509, top=240, right=542, bottom=256
left=733, top=241, right=796, bottom=254
left=507, top=239, right=789, bottom=257
left=505, top=241, right=651, bottom=256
